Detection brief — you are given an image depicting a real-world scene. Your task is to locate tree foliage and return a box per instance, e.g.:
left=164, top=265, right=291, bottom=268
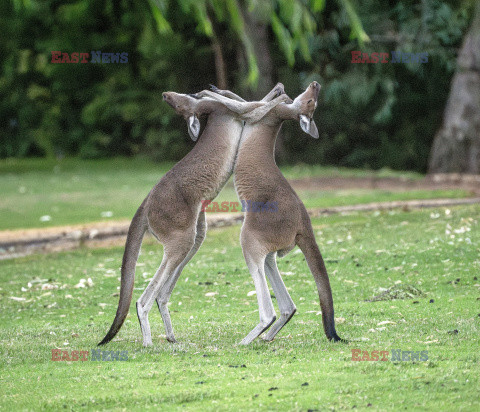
left=0, top=0, right=473, bottom=171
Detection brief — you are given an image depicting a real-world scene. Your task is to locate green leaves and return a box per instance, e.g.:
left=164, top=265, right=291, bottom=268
left=338, top=0, right=370, bottom=46
left=1, top=0, right=472, bottom=173
left=149, top=0, right=172, bottom=34
left=312, top=0, right=326, bottom=13
left=146, top=0, right=366, bottom=85
left=225, top=0, right=259, bottom=86
left=271, top=12, right=296, bottom=66
left=269, top=0, right=320, bottom=66
left=191, top=2, right=214, bottom=37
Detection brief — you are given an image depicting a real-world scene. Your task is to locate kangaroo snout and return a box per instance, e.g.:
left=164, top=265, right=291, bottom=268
left=309, top=81, right=321, bottom=99
left=163, top=92, right=177, bottom=108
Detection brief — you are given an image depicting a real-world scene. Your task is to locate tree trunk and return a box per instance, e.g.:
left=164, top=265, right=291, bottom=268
left=240, top=6, right=288, bottom=161
left=242, top=9, right=274, bottom=98
left=428, top=2, right=480, bottom=173
left=211, top=34, right=228, bottom=90
left=206, top=7, right=228, bottom=90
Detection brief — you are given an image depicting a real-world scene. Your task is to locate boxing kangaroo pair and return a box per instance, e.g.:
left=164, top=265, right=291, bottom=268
left=99, top=82, right=344, bottom=347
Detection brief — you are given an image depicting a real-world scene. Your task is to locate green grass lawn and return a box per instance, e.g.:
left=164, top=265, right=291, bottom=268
left=0, top=158, right=470, bottom=230
left=1, top=205, right=479, bottom=410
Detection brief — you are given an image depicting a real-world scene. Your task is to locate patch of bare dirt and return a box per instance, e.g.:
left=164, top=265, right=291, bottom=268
left=289, top=173, right=480, bottom=195
left=1, top=174, right=479, bottom=260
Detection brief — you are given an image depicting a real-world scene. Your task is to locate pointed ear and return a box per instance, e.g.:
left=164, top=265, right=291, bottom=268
left=187, top=115, right=200, bottom=141
left=299, top=115, right=319, bottom=139
left=309, top=119, right=319, bottom=139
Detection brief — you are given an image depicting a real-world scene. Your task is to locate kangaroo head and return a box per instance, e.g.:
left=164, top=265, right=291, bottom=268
left=163, top=92, right=201, bottom=141
left=294, top=81, right=320, bottom=139
left=248, top=81, right=320, bottom=137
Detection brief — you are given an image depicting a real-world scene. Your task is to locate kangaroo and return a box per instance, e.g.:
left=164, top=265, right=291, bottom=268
left=99, top=86, right=289, bottom=347
left=204, top=82, right=344, bottom=344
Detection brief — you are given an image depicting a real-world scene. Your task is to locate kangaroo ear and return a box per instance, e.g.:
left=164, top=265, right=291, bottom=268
left=299, top=115, right=319, bottom=139
left=188, top=115, right=200, bottom=141
left=309, top=119, right=319, bottom=139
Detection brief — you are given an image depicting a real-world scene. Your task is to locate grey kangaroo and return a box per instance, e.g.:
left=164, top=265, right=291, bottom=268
left=202, top=82, right=344, bottom=344
left=99, top=86, right=289, bottom=346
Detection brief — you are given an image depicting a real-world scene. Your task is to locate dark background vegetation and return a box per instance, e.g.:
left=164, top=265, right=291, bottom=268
left=0, top=0, right=474, bottom=172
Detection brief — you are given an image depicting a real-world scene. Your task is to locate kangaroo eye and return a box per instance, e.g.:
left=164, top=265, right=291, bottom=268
left=307, top=99, right=313, bottom=104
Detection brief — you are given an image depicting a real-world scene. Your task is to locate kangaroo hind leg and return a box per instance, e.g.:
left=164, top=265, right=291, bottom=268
left=239, top=237, right=276, bottom=345
left=263, top=252, right=296, bottom=341
left=155, top=212, right=207, bottom=342
left=136, top=229, right=195, bottom=346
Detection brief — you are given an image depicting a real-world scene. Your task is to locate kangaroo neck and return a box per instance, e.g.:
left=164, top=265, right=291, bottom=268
left=182, top=113, right=243, bottom=201
left=238, top=123, right=281, bottom=165
left=234, top=122, right=283, bottom=199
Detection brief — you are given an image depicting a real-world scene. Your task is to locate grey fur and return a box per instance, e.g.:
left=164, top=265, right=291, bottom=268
left=208, top=82, right=344, bottom=344
left=99, top=86, right=287, bottom=346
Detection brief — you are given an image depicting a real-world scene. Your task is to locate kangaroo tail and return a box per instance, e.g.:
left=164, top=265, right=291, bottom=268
left=296, top=234, right=344, bottom=342
left=98, top=199, right=148, bottom=345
